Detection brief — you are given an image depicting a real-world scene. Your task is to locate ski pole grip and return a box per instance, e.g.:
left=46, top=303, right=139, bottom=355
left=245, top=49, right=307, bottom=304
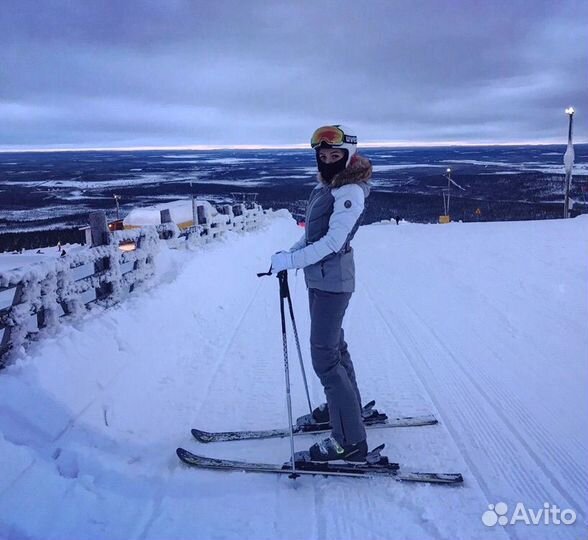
left=278, top=270, right=289, bottom=298
left=257, top=265, right=273, bottom=277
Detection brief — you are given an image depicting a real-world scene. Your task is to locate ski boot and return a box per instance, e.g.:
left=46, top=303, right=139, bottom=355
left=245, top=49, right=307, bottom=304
left=295, top=400, right=387, bottom=431
left=308, top=436, right=368, bottom=463
left=290, top=443, right=395, bottom=471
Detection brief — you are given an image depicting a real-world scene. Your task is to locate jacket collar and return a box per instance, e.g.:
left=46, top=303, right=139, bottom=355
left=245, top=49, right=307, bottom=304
left=317, top=154, right=373, bottom=188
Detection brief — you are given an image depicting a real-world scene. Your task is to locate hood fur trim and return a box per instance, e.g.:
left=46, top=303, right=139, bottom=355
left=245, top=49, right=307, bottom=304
left=318, top=153, right=372, bottom=187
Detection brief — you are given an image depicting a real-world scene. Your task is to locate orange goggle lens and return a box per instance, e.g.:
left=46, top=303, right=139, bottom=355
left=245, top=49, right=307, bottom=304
left=311, top=126, right=344, bottom=147
left=310, top=126, right=356, bottom=148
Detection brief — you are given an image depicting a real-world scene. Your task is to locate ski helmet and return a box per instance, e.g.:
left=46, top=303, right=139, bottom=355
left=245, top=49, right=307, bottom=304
left=310, top=124, right=357, bottom=167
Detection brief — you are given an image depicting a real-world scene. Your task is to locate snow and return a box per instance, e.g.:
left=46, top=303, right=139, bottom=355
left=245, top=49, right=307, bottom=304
left=260, top=174, right=310, bottom=180
left=2, top=173, right=175, bottom=190
left=200, top=157, right=270, bottom=164
left=372, top=164, right=445, bottom=172
left=0, top=244, right=85, bottom=272
left=1, top=205, right=92, bottom=223
left=161, top=154, right=215, bottom=159
left=123, top=199, right=218, bottom=227
left=0, top=213, right=587, bottom=539
left=192, top=178, right=270, bottom=187
left=441, top=159, right=588, bottom=176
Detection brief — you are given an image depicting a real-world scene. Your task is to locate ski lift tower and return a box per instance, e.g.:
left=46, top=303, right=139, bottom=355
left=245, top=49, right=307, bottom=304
left=563, top=107, right=575, bottom=219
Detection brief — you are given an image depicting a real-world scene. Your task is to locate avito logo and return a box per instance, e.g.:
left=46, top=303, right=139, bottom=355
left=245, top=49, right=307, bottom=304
left=482, top=502, right=576, bottom=527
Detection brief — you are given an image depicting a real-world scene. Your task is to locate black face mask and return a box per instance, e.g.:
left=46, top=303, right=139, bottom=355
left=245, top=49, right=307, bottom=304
left=316, top=150, right=348, bottom=183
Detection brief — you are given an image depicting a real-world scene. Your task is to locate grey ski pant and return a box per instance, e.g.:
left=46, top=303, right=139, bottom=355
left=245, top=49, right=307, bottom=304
left=308, top=288, right=366, bottom=446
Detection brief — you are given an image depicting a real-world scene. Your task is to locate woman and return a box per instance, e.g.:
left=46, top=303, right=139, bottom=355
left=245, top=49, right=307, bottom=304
left=271, top=125, right=372, bottom=463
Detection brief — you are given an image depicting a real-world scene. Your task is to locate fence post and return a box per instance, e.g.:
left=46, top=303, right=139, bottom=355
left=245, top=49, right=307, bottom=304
left=89, top=211, right=113, bottom=301
left=197, top=205, right=207, bottom=225
left=0, top=284, right=24, bottom=367
left=160, top=209, right=172, bottom=224
left=158, top=208, right=174, bottom=240
left=89, top=211, right=110, bottom=247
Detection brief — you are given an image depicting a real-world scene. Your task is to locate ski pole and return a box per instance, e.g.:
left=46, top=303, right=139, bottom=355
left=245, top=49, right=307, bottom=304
left=258, top=264, right=313, bottom=416
left=277, top=270, right=299, bottom=479
left=282, top=272, right=313, bottom=416
left=259, top=267, right=299, bottom=478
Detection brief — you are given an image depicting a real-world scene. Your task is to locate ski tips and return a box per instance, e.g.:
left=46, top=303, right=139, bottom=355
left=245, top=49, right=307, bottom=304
left=191, top=428, right=214, bottom=443
left=396, top=471, right=464, bottom=484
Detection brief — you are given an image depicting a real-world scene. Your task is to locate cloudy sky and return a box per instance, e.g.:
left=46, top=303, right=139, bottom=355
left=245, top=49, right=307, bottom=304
left=1, top=0, right=586, bottom=149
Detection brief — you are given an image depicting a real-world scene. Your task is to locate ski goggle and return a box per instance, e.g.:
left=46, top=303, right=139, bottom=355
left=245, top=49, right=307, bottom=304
left=310, top=126, right=357, bottom=149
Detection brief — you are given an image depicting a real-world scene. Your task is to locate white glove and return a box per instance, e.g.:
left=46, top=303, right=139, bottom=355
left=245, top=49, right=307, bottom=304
left=271, top=251, right=294, bottom=273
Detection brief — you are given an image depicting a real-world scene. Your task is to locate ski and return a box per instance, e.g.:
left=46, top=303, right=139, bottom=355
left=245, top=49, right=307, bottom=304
left=192, top=401, right=437, bottom=443
left=176, top=446, right=463, bottom=485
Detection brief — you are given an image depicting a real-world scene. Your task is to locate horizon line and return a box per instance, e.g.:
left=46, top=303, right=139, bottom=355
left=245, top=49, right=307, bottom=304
left=0, top=139, right=587, bottom=154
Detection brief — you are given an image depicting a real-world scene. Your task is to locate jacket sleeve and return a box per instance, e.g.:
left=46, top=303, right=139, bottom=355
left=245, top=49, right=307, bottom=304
left=290, top=184, right=365, bottom=269
left=289, top=232, right=307, bottom=252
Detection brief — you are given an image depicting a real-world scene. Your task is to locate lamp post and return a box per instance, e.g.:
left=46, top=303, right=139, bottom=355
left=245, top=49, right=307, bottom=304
left=442, top=169, right=451, bottom=217
left=113, top=194, right=121, bottom=220
left=563, top=107, right=575, bottom=219
left=440, top=168, right=465, bottom=223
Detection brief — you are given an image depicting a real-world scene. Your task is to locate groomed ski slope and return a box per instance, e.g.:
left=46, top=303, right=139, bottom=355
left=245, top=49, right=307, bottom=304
left=0, top=212, right=586, bottom=540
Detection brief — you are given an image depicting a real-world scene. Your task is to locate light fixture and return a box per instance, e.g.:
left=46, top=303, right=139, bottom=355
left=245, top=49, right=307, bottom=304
left=118, top=241, right=136, bottom=252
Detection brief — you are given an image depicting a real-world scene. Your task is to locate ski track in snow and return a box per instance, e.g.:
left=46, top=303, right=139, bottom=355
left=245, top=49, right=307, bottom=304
left=403, top=301, right=587, bottom=513
left=356, top=219, right=587, bottom=540
left=356, top=279, right=504, bottom=540
left=0, top=213, right=586, bottom=540
left=136, top=244, right=273, bottom=540
left=139, top=277, right=270, bottom=539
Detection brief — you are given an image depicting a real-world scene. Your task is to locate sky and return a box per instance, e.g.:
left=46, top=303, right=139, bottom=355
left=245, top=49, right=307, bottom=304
left=1, top=0, right=587, bottom=150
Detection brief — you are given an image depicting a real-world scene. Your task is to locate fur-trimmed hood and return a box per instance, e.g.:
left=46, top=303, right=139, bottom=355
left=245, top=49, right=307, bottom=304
left=318, top=153, right=373, bottom=188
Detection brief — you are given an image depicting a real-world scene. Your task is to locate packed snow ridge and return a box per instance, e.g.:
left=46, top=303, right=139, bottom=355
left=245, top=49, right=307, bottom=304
left=0, top=212, right=586, bottom=540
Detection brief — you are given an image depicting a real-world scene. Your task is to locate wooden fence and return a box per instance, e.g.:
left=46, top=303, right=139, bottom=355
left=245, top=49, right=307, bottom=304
left=0, top=202, right=268, bottom=367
